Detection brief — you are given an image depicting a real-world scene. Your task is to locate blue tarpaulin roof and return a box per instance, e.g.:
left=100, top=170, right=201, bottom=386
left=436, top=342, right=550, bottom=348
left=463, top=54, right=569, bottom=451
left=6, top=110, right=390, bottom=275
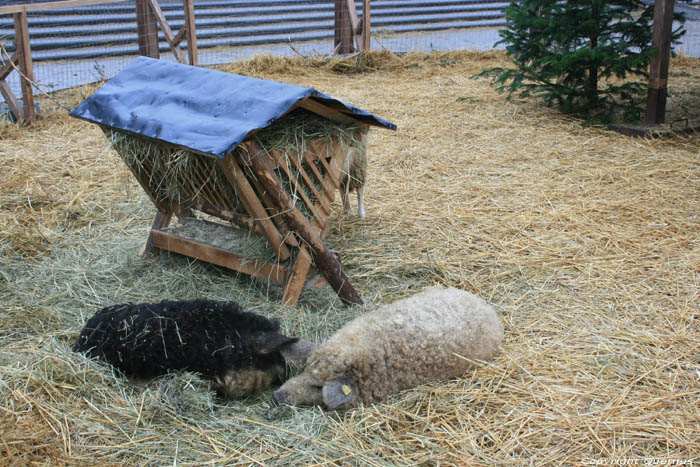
left=70, top=56, right=396, bottom=158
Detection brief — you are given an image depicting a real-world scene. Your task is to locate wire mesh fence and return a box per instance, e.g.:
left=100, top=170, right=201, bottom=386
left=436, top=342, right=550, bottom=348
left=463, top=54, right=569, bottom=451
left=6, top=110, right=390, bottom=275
left=0, top=0, right=507, bottom=107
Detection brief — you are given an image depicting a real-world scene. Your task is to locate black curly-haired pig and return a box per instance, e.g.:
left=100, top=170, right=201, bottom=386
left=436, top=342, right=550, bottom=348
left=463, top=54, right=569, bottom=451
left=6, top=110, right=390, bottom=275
left=73, top=299, right=309, bottom=398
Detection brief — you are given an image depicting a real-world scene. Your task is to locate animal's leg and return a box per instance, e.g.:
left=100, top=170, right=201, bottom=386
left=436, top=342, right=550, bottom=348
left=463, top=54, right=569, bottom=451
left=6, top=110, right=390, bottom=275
left=357, top=186, right=365, bottom=218
left=342, top=186, right=351, bottom=213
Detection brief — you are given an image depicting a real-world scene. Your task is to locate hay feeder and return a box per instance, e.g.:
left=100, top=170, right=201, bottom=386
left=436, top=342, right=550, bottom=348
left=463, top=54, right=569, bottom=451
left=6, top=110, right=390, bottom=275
left=70, top=57, right=395, bottom=306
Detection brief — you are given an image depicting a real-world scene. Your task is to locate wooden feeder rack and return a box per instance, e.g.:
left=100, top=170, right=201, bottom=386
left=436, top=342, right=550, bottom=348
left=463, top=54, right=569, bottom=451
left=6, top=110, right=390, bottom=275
left=71, top=57, right=395, bottom=306
left=110, top=124, right=365, bottom=307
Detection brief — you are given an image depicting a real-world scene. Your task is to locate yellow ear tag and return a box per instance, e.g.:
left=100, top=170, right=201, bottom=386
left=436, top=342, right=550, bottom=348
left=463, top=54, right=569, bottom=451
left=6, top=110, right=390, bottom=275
left=341, top=384, right=352, bottom=396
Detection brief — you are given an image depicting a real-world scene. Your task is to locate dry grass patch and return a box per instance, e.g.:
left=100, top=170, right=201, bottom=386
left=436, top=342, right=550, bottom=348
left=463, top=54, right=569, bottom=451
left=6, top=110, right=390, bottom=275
left=0, top=50, right=698, bottom=465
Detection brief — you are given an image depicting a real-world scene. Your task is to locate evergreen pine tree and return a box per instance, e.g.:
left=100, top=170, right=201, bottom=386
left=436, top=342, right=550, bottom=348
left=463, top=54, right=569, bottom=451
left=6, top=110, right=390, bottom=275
left=480, top=0, right=685, bottom=122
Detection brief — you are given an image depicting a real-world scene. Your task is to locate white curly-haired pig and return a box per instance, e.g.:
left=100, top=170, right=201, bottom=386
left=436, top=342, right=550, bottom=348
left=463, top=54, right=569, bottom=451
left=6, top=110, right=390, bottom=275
left=272, top=287, right=504, bottom=409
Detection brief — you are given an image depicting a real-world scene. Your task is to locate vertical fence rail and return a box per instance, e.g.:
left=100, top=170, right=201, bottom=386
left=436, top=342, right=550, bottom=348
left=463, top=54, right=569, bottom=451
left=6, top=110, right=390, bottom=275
left=135, top=0, right=198, bottom=65
left=183, top=0, right=198, bottom=66
left=0, top=11, right=37, bottom=123
left=14, top=11, right=35, bottom=122
left=136, top=0, right=159, bottom=59
left=645, top=0, right=676, bottom=124
left=334, top=0, right=370, bottom=54
left=362, top=0, right=370, bottom=52
left=334, top=0, right=353, bottom=54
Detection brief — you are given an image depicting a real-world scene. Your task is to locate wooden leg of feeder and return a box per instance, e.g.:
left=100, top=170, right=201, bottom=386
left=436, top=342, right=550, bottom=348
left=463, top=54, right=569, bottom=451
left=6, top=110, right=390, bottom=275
left=281, top=245, right=312, bottom=307
left=241, top=142, right=363, bottom=306
left=142, top=210, right=172, bottom=255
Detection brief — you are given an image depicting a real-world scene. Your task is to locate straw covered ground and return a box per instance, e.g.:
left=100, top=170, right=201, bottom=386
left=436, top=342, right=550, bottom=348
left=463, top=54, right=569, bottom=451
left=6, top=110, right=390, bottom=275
left=1, top=50, right=698, bottom=465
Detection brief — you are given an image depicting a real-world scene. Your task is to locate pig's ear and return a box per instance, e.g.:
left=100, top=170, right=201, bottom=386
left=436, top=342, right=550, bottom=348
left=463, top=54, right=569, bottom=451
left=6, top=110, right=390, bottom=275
left=279, top=339, right=316, bottom=366
left=322, top=377, right=354, bottom=410
left=255, top=333, right=299, bottom=355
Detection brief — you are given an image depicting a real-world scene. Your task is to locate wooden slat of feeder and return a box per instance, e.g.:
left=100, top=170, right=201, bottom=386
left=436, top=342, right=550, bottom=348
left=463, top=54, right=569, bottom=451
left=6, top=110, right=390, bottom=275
left=216, top=162, right=257, bottom=222
left=305, top=274, right=329, bottom=289
left=118, top=149, right=172, bottom=215
left=281, top=245, right=313, bottom=306
left=300, top=148, right=333, bottom=199
left=174, top=180, right=198, bottom=211
left=271, top=148, right=332, bottom=216
left=308, top=139, right=343, bottom=189
left=269, top=149, right=327, bottom=228
left=112, top=136, right=187, bottom=218
left=247, top=165, right=325, bottom=239
left=275, top=222, right=301, bottom=248
left=193, top=157, right=226, bottom=207
left=230, top=153, right=302, bottom=249
left=242, top=141, right=362, bottom=306
left=194, top=200, right=263, bottom=235
left=150, top=229, right=288, bottom=284
left=218, top=153, right=291, bottom=261
left=312, top=137, right=349, bottom=206
left=179, top=157, right=230, bottom=211
left=241, top=167, right=300, bottom=241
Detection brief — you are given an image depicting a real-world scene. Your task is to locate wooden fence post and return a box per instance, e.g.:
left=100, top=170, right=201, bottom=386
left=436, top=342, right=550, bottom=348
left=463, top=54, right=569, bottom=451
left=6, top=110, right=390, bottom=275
left=645, top=0, right=676, bottom=124
left=362, top=0, right=370, bottom=52
left=136, top=0, right=159, bottom=58
left=13, top=11, right=35, bottom=124
left=183, top=0, right=198, bottom=66
left=334, top=0, right=354, bottom=54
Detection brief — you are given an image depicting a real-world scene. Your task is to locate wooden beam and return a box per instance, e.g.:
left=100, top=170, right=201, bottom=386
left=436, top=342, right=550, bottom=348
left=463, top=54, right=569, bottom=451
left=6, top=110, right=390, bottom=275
left=242, top=141, right=363, bottom=306
left=275, top=147, right=332, bottom=216
left=334, top=0, right=354, bottom=54
left=304, top=273, right=328, bottom=289
left=0, top=51, right=20, bottom=120
left=136, top=0, right=159, bottom=58
left=345, top=0, right=364, bottom=52
left=645, top=0, right=676, bottom=124
left=194, top=199, right=261, bottom=234
left=218, top=152, right=291, bottom=261
left=267, top=149, right=327, bottom=228
left=0, top=80, right=23, bottom=122
left=310, top=135, right=349, bottom=189
left=147, top=0, right=185, bottom=64
left=0, top=0, right=127, bottom=15
left=294, top=97, right=360, bottom=125
left=150, top=229, right=288, bottom=284
left=13, top=11, right=35, bottom=124
left=142, top=210, right=172, bottom=255
left=183, top=0, right=198, bottom=66
left=281, top=245, right=312, bottom=306
left=0, top=52, right=19, bottom=81
left=346, top=0, right=360, bottom=33
left=361, top=0, right=370, bottom=52
left=172, top=24, right=188, bottom=47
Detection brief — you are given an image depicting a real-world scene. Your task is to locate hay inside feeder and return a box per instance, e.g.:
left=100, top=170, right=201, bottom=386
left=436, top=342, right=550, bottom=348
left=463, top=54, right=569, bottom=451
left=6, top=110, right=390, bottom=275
left=108, top=107, right=366, bottom=227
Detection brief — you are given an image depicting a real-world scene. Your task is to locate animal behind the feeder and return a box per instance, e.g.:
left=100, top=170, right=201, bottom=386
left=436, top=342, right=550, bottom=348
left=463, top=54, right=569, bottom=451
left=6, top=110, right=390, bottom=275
left=340, top=128, right=369, bottom=218
left=73, top=299, right=309, bottom=398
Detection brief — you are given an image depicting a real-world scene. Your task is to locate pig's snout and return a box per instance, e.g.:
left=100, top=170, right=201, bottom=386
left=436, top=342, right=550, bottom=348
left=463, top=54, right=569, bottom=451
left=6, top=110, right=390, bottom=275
left=271, top=389, right=288, bottom=406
